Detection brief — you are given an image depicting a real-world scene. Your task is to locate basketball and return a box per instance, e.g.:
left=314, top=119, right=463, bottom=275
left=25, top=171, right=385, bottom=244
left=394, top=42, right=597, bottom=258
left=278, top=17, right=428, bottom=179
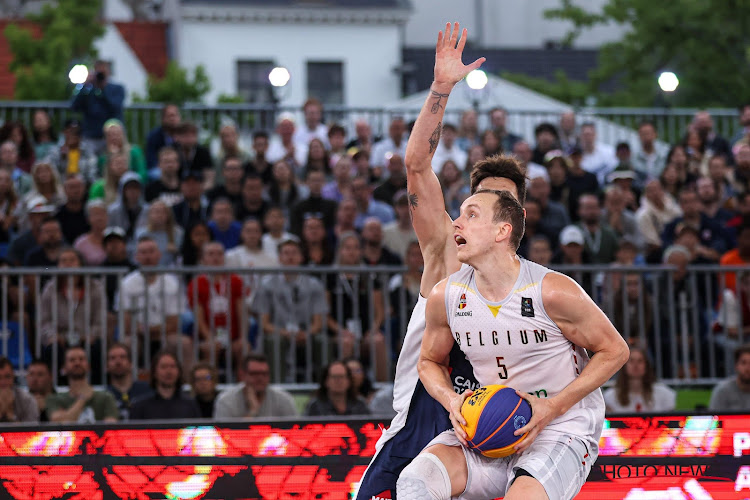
left=459, top=385, right=533, bottom=458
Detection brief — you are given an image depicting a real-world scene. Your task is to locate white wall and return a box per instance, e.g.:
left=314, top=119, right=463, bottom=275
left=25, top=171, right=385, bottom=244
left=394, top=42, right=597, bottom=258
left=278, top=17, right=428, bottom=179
left=178, top=21, right=402, bottom=107
left=95, top=24, right=149, bottom=103
left=405, top=0, right=627, bottom=49
left=104, top=0, right=134, bottom=21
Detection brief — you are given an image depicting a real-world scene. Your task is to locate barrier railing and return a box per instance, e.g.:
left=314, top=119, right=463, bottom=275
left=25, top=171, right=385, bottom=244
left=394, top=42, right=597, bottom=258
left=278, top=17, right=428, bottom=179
left=1, top=264, right=747, bottom=387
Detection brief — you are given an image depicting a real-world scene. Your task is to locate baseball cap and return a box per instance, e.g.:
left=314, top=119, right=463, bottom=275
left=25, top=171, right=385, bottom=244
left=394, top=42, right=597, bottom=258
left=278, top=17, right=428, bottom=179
left=559, top=225, right=585, bottom=246
left=26, top=195, right=56, bottom=214
left=181, top=169, right=205, bottom=182
left=103, top=226, right=126, bottom=242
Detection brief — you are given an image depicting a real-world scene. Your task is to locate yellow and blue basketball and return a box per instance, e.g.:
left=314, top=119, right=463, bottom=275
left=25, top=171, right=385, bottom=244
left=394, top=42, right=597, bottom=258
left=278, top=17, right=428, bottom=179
left=459, top=385, right=532, bottom=458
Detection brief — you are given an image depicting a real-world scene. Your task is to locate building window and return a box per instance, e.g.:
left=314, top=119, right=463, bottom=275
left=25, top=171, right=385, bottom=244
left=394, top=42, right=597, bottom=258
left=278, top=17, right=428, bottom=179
left=306, top=61, right=344, bottom=105
left=237, top=60, right=275, bottom=103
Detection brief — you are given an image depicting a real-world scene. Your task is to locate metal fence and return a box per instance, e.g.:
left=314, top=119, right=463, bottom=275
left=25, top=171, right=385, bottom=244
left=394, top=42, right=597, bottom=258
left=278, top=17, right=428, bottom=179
left=0, top=101, right=741, bottom=151
left=1, top=264, right=747, bottom=388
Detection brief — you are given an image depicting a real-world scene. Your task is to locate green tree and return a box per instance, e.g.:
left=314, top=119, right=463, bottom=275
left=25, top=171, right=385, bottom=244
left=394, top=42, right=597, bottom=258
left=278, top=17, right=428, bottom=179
left=501, top=70, right=591, bottom=106
left=137, top=62, right=211, bottom=105
left=5, top=0, right=104, bottom=100
left=546, top=0, right=750, bottom=107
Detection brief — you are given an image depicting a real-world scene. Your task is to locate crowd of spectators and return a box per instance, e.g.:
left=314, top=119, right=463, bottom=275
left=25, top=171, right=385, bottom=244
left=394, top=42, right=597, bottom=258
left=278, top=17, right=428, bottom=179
left=0, top=65, right=749, bottom=410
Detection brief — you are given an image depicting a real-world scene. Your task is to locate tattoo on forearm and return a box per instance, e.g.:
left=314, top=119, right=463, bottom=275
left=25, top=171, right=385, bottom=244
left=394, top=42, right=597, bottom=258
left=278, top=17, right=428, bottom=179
left=428, top=122, right=442, bottom=154
left=430, top=90, right=450, bottom=114
left=408, top=191, right=418, bottom=210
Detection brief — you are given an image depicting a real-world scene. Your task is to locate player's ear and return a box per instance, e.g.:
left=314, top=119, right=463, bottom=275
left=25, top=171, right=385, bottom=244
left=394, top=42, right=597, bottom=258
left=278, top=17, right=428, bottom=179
left=495, top=222, right=511, bottom=243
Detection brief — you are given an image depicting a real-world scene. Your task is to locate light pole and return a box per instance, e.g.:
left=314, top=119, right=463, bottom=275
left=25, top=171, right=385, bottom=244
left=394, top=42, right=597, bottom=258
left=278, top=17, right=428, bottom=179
left=267, top=66, right=291, bottom=129
left=466, top=69, right=488, bottom=113
left=657, top=71, right=679, bottom=109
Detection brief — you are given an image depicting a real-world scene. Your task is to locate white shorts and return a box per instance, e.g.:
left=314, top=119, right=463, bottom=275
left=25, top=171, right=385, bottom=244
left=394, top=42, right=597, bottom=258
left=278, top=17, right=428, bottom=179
left=425, top=429, right=595, bottom=500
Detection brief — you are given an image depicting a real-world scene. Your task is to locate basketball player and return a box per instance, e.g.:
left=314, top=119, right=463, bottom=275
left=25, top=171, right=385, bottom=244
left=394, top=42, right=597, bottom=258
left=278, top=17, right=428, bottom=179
left=396, top=184, right=629, bottom=499
left=355, top=23, right=525, bottom=500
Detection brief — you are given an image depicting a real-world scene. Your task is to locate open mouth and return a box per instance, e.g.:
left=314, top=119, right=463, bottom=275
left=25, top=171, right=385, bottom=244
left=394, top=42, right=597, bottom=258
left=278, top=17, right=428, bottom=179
left=455, top=234, right=467, bottom=246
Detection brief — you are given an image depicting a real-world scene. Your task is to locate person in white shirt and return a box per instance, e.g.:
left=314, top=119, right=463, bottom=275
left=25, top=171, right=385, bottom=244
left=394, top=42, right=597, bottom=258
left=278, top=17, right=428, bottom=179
left=631, top=121, right=668, bottom=179
left=431, top=123, right=467, bottom=173
left=604, top=345, right=676, bottom=413
left=225, top=218, right=278, bottom=291
left=371, top=117, right=408, bottom=171
left=580, top=122, right=618, bottom=185
left=266, top=114, right=307, bottom=169
left=293, top=98, right=329, bottom=152
left=261, top=207, right=295, bottom=260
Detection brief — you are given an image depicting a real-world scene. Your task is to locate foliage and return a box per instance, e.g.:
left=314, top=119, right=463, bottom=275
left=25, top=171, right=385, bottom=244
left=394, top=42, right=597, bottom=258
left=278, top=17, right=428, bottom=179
left=545, top=0, right=750, bottom=107
left=501, top=70, right=591, bottom=106
left=5, top=0, right=104, bottom=100
left=217, top=93, right=245, bottom=104
left=136, top=62, right=211, bottom=105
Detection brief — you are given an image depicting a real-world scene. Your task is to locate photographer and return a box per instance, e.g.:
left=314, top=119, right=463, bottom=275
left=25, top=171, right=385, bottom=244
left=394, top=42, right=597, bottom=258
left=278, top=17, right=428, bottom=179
left=71, top=60, right=125, bottom=154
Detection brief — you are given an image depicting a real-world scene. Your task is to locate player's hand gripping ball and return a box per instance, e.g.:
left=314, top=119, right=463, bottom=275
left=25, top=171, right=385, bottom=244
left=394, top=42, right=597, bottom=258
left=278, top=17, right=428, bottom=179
left=459, top=385, right=533, bottom=457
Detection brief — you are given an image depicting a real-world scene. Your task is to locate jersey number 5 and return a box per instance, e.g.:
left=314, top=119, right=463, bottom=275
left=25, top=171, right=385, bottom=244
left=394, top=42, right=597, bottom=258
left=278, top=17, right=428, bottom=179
left=496, top=356, right=508, bottom=380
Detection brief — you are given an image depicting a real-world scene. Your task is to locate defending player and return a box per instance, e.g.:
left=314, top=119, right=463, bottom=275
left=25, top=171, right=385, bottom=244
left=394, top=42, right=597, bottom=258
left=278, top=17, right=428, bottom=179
left=396, top=185, right=629, bottom=500
left=355, top=23, right=526, bottom=500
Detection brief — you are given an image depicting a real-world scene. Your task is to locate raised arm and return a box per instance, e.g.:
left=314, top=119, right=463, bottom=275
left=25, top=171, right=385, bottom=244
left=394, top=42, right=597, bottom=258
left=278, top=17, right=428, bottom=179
left=406, top=23, right=485, bottom=296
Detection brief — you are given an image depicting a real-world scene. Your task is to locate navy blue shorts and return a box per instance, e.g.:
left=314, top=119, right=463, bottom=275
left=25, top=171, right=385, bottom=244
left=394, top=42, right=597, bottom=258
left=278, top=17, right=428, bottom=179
left=355, top=437, right=413, bottom=500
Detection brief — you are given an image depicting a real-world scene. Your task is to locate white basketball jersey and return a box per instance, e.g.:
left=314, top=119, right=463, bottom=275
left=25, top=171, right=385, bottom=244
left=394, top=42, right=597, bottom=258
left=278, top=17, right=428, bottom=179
left=444, top=258, right=605, bottom=446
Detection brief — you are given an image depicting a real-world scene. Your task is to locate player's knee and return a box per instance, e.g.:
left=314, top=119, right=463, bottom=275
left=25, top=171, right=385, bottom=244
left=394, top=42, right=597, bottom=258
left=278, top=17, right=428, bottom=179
left=396, top=453, right=451, bottom=500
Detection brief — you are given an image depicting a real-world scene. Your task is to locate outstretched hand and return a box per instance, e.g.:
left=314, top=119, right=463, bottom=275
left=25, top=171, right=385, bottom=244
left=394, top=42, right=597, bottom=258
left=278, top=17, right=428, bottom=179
left=434, top=22, right=486, bottom=87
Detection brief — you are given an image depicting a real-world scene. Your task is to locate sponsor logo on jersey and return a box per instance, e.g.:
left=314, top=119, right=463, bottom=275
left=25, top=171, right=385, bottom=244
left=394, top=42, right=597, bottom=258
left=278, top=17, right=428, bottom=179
left=521, top=297, right=535, bottom=317
left=456, top=294, right=472, bottom=316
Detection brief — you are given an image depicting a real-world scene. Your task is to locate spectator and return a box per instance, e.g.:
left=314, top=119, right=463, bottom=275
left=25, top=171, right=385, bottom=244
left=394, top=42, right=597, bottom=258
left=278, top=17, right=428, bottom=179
left=174, top=121, right=213, bottom=176
left=145, top=104, right=181, bottom=170
left=145, top=147, right=183, bottom=206
left=206, top=157, right=245, bottom=210
left=577, top=194, right=619, bottom=264
left=731, top=104, right=750, bottom=147
left=266, top=160, right=308, bottom=219
left=527, top=175, right=570, bottom=246
left=455, top=109, right=480, bottom=152
left=382, top=191, right=417, bottom=261
left=565, top=145, right=600, bottom=219
left=261, top=206, right=294, bottom=259
left=45, top=119, right=98, bottom=183
left=214, top=123, right=251, bottom=185
left=387, top=240, right=423, bottom=346
left=327, top=124, right=347, bottom=165
left=552, top=225, right=590, bottom=265
left=720, top=222, right=750, bottom=293
left=31, top=109, right=57, bottom=161
left=179, top=221, right=212, bottom=269
left=47, top=346, right=119, bottom=423
left=208, top=198, right=241, bottom=250
left=295, top=98, right=329, bottom=150
left=0, top=141, right=32, bottom=197
left=24, top=217, right=64, bottom=268
left=347, top=119, right=378, bottom=155
left=662, top=188, right=729, bottom=262
left=610, top=273, right=653, bottom=344
left=300, top=214, right=335, bottom=266
left=0, top=169, right=18, bottom=243
left=659, top=162, right=684, bottom=201
left=101, top=227, right=134, bottom=313
left=225, top=218, right=278, bottom=289
left=303, top=138, right=331, bottom=178
left=361, top=217, right=401, bottom=266
left=38, top=247, right=106, bottom=379
left=118, top=236, right=193, bottom=370
left=696, top=175, right=734, bottom=227
left=684, top=127, right=709, bottom=177
left=531, top=122, right=559, bottom=165
left=489, top=107, right=522, bottom=152
left=517, top=198, right=544, bottom=258
left=172, top=170, right=208, bottom=230
left=304, top=360, right=370, bottom=416
left=431, top=124, right=467, bottom=173
left=558, top=111, right=578, bottom=152
left=71, top=60, right=125, bottom=150
left=267, top=114, right=307, bottom=169
left=187, top=242, right=246, bottom=364
left=25, top=359, right=54, bottom=422
left=213, top=353, right=297, bottom=418
left=706, top=155, right=736, bottom=208
left=236, top=172, right=270, bottom=223
left=604, top=346, right=675, bottom=413
left=352, top=149, right=376, bottom=182
left=0, top=121, right=35, bottom=173
left=327, top=232, right=387, bottom=381
left=98, top=119, right=147, bottom=183
left=134, top=200, right=183, bottom=266
left=345, top=357, right=376, bottom=404
left=73, top=199, right=108, bottom=266
left=107, top=172, right=147, bottom=248
left=191, top=363, right=219, bottom=419
left=6, top=197, right=54, bottom=266
left=665, top=144, right=693, bottom=188
left=248, top=130, right=273, bottom=184
left=580, top=122, right=618, bottom=184
left=371, top=117, right=407, bottom=172
left=290, top=170, right=338, bottom=236
left=545, top=151, right=570, bottom=209
left=513, top=140, right=548, bottom=181
left=709, top=343, right=750, bottom=411
left=373, top=154, right=408, bottom=207
left=16, top=162, right=64, bottom=231
left=636, top=179, right=682, bottom=262
left=105, top=343, right=153, bottom=421
left=526, top=235, right=553, bottom=266
left=129, top=351, right=201, bottom=420
left=481, top=129, right=502, bottom=157
left=693, top=110, right=733, bottom=165
left=333, top=198, right=357, bottom=239
left=602, top=186, right=642, bottom=249
left=351, top=176, right=394, bottom=230
left=321, top=155, right=353, bottom=203
left=465, top=143, right=485, bottom=172
left=56, top=176, right=89, bottom=245
left=252, top=237, right=328, bottom=380
left=89, top=152, right=129, bottom=204
left=631, top=121, right=668, bottom=179
left=0, top=356, right=37, bottom=422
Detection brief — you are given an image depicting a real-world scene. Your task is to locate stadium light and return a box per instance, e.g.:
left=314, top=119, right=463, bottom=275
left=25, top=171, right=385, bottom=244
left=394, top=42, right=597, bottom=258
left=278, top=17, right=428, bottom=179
left=68, top=64, right=89, bottom=85
left=466, top=69, right=488, bottom=90
left=658, top=71, right=679, bottom=93
left=269, top=67, right=291, bottom=88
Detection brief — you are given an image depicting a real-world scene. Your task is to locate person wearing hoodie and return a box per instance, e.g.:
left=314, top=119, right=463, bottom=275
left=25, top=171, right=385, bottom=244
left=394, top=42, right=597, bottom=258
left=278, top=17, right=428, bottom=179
left=107, top=172, right=147, bottom=252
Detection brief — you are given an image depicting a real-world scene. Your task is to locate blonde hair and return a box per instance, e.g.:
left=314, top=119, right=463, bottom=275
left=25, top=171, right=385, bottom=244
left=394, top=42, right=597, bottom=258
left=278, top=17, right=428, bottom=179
left=30, top=161, right=64, bottom=199
left=103, top=152, right=128, bottom=204
left=147, top=200, right=178, bottom=245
